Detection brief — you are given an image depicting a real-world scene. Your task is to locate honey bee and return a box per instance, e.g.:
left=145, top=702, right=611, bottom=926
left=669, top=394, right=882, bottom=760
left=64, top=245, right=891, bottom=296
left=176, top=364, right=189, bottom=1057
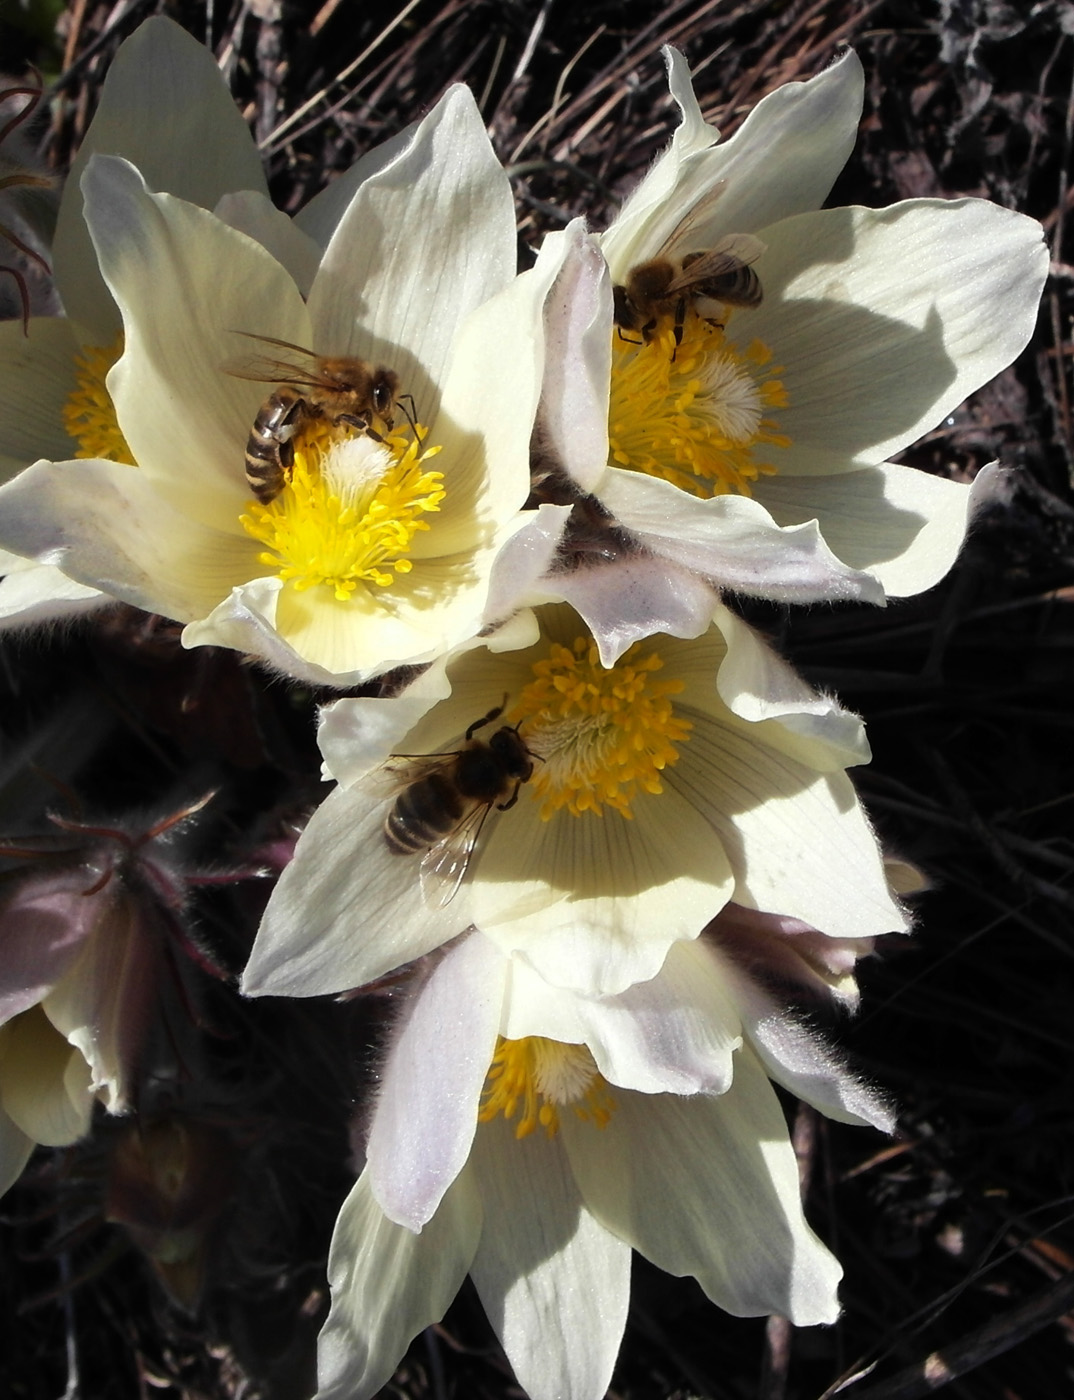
left=383, top=702, right=535, bottom=908
left=613, top=232, right=765, bottom=350
left=224, top=333, right=400, bottom=503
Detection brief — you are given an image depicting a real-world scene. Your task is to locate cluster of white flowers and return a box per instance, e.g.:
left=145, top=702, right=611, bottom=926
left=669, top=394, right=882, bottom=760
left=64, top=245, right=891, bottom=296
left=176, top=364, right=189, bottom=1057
left=0, top=18, right=1048, bottom=1400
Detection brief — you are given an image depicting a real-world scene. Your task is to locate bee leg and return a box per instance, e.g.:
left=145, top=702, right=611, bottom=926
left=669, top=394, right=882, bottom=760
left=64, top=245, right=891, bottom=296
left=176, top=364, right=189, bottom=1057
left=615, top=326, right=644, bottom=346
left=497, top=780, right=523, bottom=812
left=466, top=696, right=508, bottom=741
left=671, top=299, right=688, bottom=361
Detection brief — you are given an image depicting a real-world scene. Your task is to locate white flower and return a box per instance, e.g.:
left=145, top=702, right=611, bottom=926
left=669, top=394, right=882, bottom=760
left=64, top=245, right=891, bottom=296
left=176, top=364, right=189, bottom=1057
left=242, top=600, right=906, bottom=1000
left=0, top=16, right=275, bottom=628
left=0, top=74, right=567, bottom=683
left=316, top=928, right=882, bottom=1400
left=506, top=48, right=1049, bottom=663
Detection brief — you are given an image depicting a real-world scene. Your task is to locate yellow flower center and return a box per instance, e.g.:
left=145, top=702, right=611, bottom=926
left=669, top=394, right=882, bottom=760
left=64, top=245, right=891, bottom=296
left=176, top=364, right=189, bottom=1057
left=240, top=422, right=445, bottom=601
left=479, top=1036, right=615, bottom=1139
left=62, top=334, right=135, bottom=464
left=608, top=310, right=790, bottom=498
left=509, top=635, right=691, bottom=820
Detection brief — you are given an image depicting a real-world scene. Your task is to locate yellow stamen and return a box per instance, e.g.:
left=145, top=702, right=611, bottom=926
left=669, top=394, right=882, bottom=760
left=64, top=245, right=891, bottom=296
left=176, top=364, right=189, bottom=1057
left=509, top=636, right=691, bottom=820
left=62, top=333, right=135, bottom=464
left=240, top=422, right=444, bottom=602
left=608, top=311, right=790, bottom=498
left=479, top=1036, right=615, bottom=1139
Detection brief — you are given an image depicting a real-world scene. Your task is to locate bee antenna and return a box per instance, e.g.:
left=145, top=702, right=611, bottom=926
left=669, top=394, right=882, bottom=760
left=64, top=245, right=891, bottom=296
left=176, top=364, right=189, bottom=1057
left=397, top=392, right=424, bottom=448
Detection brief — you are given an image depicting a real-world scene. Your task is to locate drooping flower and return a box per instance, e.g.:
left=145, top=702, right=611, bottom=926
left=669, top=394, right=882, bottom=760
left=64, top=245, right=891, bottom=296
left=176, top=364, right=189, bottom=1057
left=316, top=927, right=889, bottom=1400
left=504, top=48, right=1049, bottom=662
left=0, top=73, right=568, bottom=683
left=0, top=16, right=275, bottom=627
left=242, top=600, right=906, bottom=1001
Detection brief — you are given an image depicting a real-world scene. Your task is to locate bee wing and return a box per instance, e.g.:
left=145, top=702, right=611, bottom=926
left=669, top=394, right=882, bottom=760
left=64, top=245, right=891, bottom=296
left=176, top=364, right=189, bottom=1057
left=419, top=802, right=492, bottom=909
left=658, top=179, right=730, bottom=258
left=666, top=234, right=767, bottom=290
left=220, top=353, right=332, bottom=387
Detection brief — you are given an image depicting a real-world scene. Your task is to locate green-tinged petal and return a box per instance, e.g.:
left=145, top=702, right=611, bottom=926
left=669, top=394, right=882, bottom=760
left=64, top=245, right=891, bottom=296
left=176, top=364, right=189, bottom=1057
left=602, top=49, right=863, bottom=279
left=82, top=156, right=310, bottom=528
left=472, top=780, right=734, bottom=996
left=53, top=15, right=266, bottom=340
left=470, top=1115, right=630, bottom=1400
left=0, top=317, right=80, bottom=477
left=755, top=461, right=997, bottom=597
left=241, top=782, right=469, bottom=998
left=316, top=1169, right=480, bottom=1400
left=0, top=458, right=262, bottom=622
left=563, top=1045, right=843, bottom=1323
left=0, top=1007, right=94, bottom=1147
left=307, top=85, right=516, bottom=400
left=0, top=1104, right=33, bottom=1199
left=666, top=715, right=906, bottom=939
left=213, top=191, right=322, bottom=298
left=750, top=200, right=1049, bottom=475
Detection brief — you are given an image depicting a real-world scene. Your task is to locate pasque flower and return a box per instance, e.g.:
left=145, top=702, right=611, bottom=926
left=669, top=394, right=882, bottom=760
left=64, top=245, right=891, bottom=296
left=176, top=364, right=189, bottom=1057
left=315, top=926, right=890, bottom=1400
left=507, top=48, right=1050, bottom=662
left=243, top=600, right=906, bottom=1000
left=0, top=23, right=565, bottom=682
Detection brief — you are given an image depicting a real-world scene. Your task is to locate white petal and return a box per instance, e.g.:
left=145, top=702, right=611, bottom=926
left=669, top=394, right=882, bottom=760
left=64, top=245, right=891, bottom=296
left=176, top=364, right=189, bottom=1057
left=749, top=201, right=1049, bottom=473
left=755, top=461, right=998, bottom=597
left=0, top=864, right=104, bottom=1024
left=0, top=457, right=261, bottom=622
left=0, top=563, right=106, bottom=631
left=469, top=1115, right=630, bottom=1400
left=602, top=49, right=863, bottom=278
left=296, top=123, right=419, bottom=249
left=367, top=932, right=505, bottom=1229
left=213, top=191, right=321, bottom=297
left=0, top=317, right=80, bottom=478
left=483, top=504, right=573, bottom=628
left=53, top=15, right=267, bottom=340
left=241, top=781, right=469, bottom=998
left=316, top=1168, right=480, bottom=1400
left=308, top=85, right=516, bottom=397
left=318, top=663, right=456, bottom=786
left=0, top=1103, right=33, bottom=1199
left=564, top=1045, right=843, bottom=1323
left=82, top=155, right=310, bottom=528
left=598, top=468, right=885, bottom=605
left=536, top=222, right=611, bottom=492
left=0, top=1008, right=94, bottom=1147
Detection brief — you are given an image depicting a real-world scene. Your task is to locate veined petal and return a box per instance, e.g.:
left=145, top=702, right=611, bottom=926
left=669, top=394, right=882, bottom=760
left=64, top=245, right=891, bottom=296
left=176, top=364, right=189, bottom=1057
left=213, top=191, right=322, bottom=298
left=602, top=49, right=863, bottom=279
left=755, top=461, right=1000, bottom=597
left=0, top=458, right=263, bottom=622
left=469, top=1114, right=630, bottom=1400
left=53, top=15, right=267, bottom=341
left=749, top=200, right=1049, bottom=474
left=0, top=1104, right=33, bottom=1199
left=241, top=782, right=469, bottom=998
left=0, top=1008, right=94, bottom=1147
left=316, top=1169, right=480, bottom=1400
left=308, top=84, right=516, bottom=398
left=0, top=317, right=81, bottom=477
left=367, top=932, right=505, bottom=1230
left=82, top=155, right=311, bottom=528
left=296, top=123, right=419, bottom=250
left=563, top=1043, right=843, bottom=1323
left=598, top=467, right=886, bottom=605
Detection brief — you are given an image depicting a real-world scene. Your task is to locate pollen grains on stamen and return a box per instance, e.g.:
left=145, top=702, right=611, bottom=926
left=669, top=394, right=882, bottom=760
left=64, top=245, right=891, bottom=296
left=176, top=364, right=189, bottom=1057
left=62, top=333, right=136, bottom=465
left=508, top=635, right=692, bottom=820
left=239, top=421, right=444, bottom=601
left=607, top=310, right=790, bottom=499
left=479, top=1036, right=615, bottom=1139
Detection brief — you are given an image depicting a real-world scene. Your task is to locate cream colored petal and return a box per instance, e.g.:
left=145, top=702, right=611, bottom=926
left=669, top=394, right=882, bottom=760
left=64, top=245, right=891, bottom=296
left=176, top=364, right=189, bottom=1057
left=82, top=155, right=311, bottom=529
left=53, top=15, right=267, bottom=341
left=602, top=49, right=863, bottom=279
left=242, top=781, right=469, bottom=998
left=0, top=317, right=80, bottom=478
left=0, top=563, right=106, bottom=629
left=563, top=1045, right=843, bottom=1324
left=469, top=1114, right=630, bottom=1400
left=748, top=201, right=1048, bottom=474
left=316, top=1168, right=480, bottom=1400
left=296, top=123, right=418, bottom=249
left=308, top=85, right=516, bottom=400
left=0, top=458, right=263, bottom=622
left=0, top=1008, right=94, bottom=1147
left=755, top=461, right=997, bottom=597
left=0, top=1103, right=33, bottom=1199
left=213, top=191, right=321, bottom=297
left=472, top=782, right=734, bottom=996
